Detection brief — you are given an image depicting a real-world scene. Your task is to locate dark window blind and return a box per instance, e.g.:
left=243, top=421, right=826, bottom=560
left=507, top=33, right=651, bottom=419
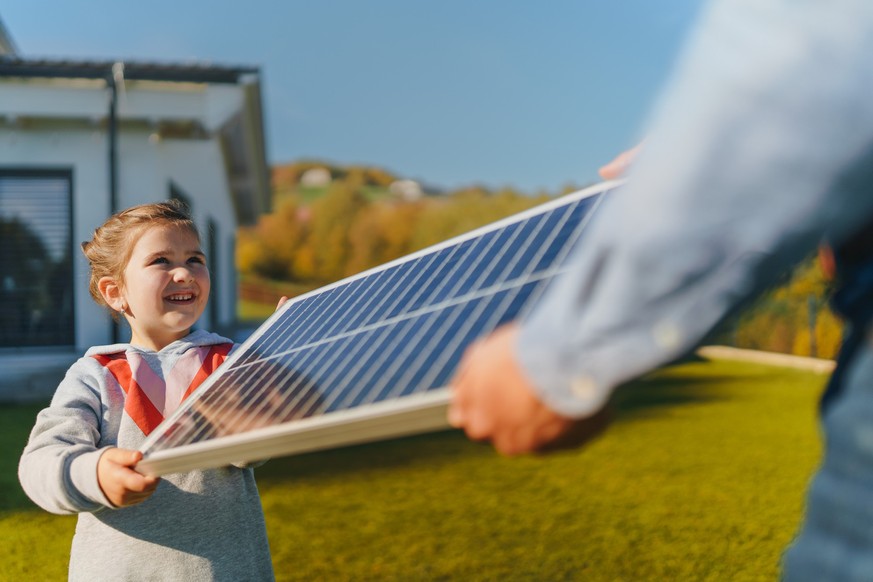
left=0, top=171, right=74, bottom=347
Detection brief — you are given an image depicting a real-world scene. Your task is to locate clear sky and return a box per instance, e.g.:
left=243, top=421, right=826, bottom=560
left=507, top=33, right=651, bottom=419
left=2, top=1, right=705, bottom=193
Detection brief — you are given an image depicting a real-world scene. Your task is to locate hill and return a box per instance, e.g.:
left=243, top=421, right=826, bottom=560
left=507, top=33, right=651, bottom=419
left=244, top=160, right=843, bottom=359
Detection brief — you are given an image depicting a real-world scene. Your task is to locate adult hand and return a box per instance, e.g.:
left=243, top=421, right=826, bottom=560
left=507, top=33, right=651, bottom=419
left=818, top=245, right=836, bottom=280
left=448, top=323, right=611, bottom=455
left=599, top=143, right=643, bottom=180
left=97, top=448, right=160, bottom=508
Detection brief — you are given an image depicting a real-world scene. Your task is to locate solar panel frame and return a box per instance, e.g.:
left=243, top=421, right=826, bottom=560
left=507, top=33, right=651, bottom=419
left=136, top=180, right=617, bottom=476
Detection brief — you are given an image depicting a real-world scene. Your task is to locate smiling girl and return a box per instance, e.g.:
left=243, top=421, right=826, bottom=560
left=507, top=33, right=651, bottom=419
left=18, top=200, right=274, bottom=581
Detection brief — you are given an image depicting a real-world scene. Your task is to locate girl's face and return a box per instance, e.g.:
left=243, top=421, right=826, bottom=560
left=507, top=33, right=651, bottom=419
left=120, top=224, right=210, bottom=351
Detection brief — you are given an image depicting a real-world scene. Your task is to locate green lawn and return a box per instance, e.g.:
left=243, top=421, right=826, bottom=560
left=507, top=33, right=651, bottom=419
left=1, top=358, right=824, bottom=580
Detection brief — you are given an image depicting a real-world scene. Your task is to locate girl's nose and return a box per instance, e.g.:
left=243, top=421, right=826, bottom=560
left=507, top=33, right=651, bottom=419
left=173, top=267, right=195, bottom=283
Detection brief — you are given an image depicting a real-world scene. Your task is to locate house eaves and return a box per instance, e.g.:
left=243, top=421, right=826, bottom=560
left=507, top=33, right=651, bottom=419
left=0, top=17, right=18, bottom=56
left=0, top=56, right=271, bottom=224
left=0, top=56, right=257, bottom=85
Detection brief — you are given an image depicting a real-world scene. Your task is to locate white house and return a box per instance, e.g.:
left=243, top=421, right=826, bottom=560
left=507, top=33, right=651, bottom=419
left=0, top=22, right=271, bottom=401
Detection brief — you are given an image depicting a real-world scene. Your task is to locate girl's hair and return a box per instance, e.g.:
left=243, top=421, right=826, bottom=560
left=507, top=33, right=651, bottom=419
left=81, top=199, right=199, bottom=317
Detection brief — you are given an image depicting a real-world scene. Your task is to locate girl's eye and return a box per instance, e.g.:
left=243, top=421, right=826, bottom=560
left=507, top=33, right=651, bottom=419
left=188, top=256, right=205, bottom=265
left=151, top=257, right=169, bottom=265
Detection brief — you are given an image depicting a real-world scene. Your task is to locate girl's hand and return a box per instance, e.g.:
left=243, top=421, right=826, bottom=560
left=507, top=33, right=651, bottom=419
left=97, top=448, right=160, bottom=508
left=276, top=296, right=288, bottom=310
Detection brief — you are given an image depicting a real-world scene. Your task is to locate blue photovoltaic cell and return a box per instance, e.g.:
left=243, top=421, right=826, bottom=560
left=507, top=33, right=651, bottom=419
left=139, top=186, right=611, bottom=458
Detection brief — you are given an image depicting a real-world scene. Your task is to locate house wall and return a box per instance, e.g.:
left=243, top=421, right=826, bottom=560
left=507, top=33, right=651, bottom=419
left=0, top=123, right=107, bottom=401
left=140, top=136, right=239, bottom=332
left=0, top=103, right=245, bottom=402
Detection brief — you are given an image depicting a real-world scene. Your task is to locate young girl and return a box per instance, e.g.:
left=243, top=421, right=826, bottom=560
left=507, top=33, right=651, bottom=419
left=18, top=200, right=275, bottom=581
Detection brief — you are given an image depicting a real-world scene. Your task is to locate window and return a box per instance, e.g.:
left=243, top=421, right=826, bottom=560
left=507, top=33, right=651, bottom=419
left=0, top=170, right=74, bottom=347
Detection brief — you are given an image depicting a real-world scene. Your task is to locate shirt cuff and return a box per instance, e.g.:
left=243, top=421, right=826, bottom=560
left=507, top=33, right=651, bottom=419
left=69, top=447, right=115, bottom=509
left=516, top=326, right=611, bottom=419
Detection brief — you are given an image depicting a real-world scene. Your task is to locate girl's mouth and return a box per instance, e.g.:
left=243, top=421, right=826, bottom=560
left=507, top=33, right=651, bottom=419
left=165, top=293, right=195, bottom=304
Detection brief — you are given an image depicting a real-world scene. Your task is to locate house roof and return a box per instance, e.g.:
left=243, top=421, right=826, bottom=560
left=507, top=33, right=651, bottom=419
left=0, top=17, right=17, bottom=56
left=0, top=56, right=271, bottom=225
left=0, top=56, right=257, bottom=84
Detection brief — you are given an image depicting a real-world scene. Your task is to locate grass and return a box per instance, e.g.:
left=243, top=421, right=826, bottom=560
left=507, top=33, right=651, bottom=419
left=0, top=403, right=77, bottom=579
left=1, top=358, right=824, bottom=580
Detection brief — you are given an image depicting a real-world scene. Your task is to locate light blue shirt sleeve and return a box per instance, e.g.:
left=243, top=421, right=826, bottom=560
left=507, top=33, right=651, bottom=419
left=517, top=0, right=873, bottom=418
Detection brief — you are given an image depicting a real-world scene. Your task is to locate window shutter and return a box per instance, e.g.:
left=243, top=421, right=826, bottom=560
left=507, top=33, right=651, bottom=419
left=0, top=171, right=74, bottom=347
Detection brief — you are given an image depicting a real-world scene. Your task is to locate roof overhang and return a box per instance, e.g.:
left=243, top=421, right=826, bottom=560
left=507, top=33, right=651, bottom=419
left=0, top=56, right=257, bottom=84
left=0, top=17, right=18, bottom=56
left=0, top=56, right=271, bottom=224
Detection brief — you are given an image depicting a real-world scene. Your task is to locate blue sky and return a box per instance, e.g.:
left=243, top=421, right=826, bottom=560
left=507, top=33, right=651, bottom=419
left=2, top=1, right=704, bottom=193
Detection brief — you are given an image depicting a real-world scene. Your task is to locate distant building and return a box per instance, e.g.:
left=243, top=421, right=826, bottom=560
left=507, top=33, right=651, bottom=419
left=388, top=179, right=423, bottom=202
left=300, top=166, right=331, bottom=187
left=0, top=17, right=271, bottom=402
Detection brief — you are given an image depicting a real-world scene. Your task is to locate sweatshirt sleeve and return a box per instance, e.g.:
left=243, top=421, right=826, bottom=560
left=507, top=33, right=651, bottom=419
left=18, top=359, right=115, bottom=514
left=517, top=0, right=873, bottom=418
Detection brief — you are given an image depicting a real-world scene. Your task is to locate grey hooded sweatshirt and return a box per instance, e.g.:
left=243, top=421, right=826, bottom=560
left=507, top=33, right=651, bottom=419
left=18, top=330, right=275, bottom=581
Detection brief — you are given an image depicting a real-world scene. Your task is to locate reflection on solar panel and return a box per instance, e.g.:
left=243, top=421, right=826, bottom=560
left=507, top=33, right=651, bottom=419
left=136, top=182, right=615, bottom=476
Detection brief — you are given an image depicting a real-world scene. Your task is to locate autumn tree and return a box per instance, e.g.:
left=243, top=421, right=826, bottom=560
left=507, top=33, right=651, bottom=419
left=727, top=254, right=843, bottom=358
left=307, top=176, right=369, bottom=282
left=243, top=163, right=848, bottom=359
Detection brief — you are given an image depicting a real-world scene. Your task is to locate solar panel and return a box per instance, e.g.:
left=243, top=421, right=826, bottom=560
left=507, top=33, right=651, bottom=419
left=136, top=181, right=616, bottom=476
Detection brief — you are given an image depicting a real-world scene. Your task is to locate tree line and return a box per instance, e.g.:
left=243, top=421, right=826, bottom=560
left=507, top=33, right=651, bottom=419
left=238, top=162, right=843, bottom=359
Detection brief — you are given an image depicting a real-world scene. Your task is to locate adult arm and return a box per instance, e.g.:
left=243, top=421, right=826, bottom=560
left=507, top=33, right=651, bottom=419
left=451, top=0, right=873, bottom=451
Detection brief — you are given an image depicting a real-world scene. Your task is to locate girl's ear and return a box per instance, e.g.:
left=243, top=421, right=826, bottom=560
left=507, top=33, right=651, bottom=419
left=98, top=276, right=125, bottom=313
